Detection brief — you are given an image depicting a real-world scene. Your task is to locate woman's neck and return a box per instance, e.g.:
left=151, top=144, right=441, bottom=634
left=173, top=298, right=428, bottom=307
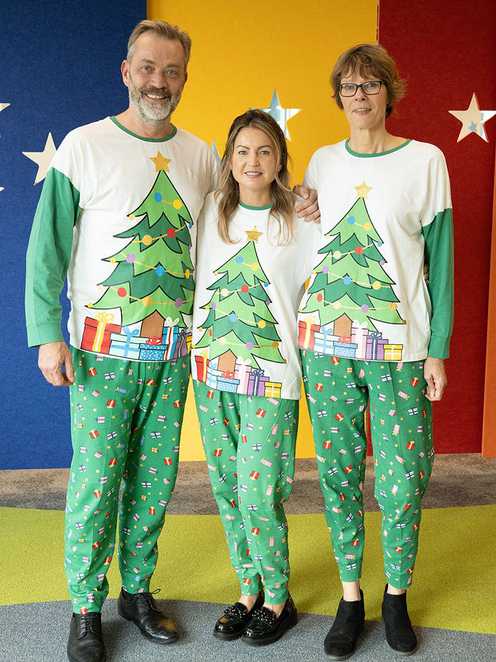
left=348, top=127, right=406, bottom=154
left=238, top=188, right=272, bottom=208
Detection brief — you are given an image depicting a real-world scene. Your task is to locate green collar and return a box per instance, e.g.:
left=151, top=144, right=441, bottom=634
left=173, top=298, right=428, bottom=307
left=110, top=116, right=177, bottom=142
left=345, top=139, right=411, bottom=158
left=239, top=201, right=272, bottom=211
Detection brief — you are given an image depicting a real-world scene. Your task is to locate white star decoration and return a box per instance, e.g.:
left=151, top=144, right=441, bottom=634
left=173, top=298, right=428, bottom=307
left=23, top=132, right=57, bottom=184
left=264, top=90, right=300, bottom=140
left=449, top=93, right=496, bottom=143
left=0, top=103, right=10, bottom=112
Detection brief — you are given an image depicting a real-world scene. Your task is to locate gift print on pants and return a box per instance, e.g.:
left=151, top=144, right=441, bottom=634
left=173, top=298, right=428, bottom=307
left=301, top=350, right=433, bottom=589
left=194, top=379, right=298, bottom=604
left=65, top=348, right=189, bottom=613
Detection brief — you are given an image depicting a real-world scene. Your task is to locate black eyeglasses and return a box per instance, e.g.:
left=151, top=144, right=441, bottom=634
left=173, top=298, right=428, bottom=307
left=339, top=80, right=383, bottom=97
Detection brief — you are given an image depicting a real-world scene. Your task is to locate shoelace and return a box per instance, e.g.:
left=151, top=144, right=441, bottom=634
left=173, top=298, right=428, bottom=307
left=251, top=607, right=277, bottom=626
left=78, top=613, right=101, bottom=636
left=132, top=588, right=161, bottom=612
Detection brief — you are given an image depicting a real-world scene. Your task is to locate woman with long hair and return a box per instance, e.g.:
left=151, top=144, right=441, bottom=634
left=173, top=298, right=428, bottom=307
left=191, top=109, right=319, bottom=646
left=298, top=44, right=453, bottom=658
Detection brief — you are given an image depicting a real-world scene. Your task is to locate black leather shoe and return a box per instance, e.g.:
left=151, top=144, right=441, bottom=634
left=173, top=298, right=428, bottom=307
left=242, top=595, right=298, bottom=646
left=214, top=593, right=264, bottom=640
left=324, top=591, right=365, bottom=659
left=67, top=612, right=106, bottom=662
left=118, top=588, right=178, bottom=644
left=382, top=587, right=417, bottom=655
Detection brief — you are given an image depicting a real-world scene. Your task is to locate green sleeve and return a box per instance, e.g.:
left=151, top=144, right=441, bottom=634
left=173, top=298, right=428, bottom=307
left=25, top=167, right=80, bottom=346
left=421, top=208, right=454, bottom=359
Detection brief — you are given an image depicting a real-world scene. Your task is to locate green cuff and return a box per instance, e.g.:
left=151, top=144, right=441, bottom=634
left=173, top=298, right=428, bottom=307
left=27, top=321, right=64, bottom=347
left=427, top=334, right=450, bottom=359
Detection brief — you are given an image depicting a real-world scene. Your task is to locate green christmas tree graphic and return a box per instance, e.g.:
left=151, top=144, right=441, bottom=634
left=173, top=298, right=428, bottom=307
left=90, top=153, right=194, bottom=338
left=195, top=230, right=286, bottom=367
left=301, top=183, right=405, bottom=331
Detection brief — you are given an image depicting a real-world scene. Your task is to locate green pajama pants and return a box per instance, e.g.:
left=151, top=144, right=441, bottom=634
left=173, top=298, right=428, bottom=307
left=301, top=351, right=433, bottom=589
left=193, top=380, right=299, bottom=604
left=65, top=348, right=189, bottom=613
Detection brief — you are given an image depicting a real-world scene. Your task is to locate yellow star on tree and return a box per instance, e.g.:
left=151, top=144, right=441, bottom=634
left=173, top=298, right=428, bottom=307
left=355, top=182, right=372, bottom=198
left=150, top=151, right=170, bottom=171
left=246, top=227, right=263, bottom=242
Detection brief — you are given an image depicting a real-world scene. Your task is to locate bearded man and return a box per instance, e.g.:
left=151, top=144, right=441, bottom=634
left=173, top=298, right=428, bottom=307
left=25, top=19, right=318, bottom=662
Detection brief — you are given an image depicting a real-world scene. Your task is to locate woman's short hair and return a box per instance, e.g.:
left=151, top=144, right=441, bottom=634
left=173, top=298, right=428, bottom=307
left=330, top=43, right=406, bottom=117
left=217, top=109, right=294, bottom=244
left=127, top=19, right=192, bottom=65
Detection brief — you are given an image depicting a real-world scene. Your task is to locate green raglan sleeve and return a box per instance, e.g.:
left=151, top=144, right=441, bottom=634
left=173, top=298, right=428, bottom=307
left=421, top=150, right=454, bottom=359
left=25, top=167, right=80, bottom=346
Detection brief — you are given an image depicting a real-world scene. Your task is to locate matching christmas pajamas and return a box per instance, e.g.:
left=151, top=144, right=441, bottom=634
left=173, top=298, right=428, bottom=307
left=65, top=348, right=189, bottom=612
left=193, top=381, right=299, bottom=604
left=301, top=350, right=433, bottom=589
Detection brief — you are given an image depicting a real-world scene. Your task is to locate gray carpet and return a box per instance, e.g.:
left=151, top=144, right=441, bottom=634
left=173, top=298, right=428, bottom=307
left=1, top=600, right=495, bottom=662
left=1, top=454, right=495, bottom=512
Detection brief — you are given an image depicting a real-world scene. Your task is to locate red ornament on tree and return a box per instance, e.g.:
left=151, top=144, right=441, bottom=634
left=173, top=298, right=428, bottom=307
left=117, top=287, right=126, bottom=297
left=241, top=284, right=249, bottom=293
left=167, top=228, right=176, bottom=238
left=355, top=246, right=364, bottom=254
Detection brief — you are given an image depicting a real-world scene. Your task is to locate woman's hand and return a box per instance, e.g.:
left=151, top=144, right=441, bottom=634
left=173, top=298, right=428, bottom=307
left=424, top=357, right=447, bottom=401
left=293, top=185, right=320, bottom=223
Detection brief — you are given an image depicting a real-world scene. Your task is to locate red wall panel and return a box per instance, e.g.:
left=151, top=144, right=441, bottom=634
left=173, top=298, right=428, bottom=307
left=379, top=0, right=496, bottom=452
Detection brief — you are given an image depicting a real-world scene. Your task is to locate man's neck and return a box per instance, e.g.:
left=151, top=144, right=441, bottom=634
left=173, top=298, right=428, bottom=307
left=115, top=108, right=174, bottom=140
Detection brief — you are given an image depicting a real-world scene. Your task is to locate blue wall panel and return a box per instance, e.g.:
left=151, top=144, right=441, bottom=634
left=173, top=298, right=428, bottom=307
left=0, top=0, right=146, bottom=469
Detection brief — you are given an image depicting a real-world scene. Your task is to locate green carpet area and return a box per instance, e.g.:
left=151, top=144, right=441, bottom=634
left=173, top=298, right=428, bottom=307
left=1, top=505, right=495, bottom=634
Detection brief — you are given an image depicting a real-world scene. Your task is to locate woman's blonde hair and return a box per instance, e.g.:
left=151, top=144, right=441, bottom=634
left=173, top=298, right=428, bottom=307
left=331, top=43, right=406, bottom=118
left=216, top=109, right=294, bottom=244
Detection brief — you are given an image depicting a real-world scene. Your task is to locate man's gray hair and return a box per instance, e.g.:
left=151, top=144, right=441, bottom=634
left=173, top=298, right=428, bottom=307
left=127, top=19, right=192, bottom=65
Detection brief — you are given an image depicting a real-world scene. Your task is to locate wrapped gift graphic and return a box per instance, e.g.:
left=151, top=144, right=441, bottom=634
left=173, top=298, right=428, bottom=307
left=314, top=326, right=339, bottom=355
left=139, top=340, right=167, bottom=361
left=247, top=368, right=269, bottom=396
left=234, top=359, right=253, bottom=393
left=297, top=319, right=320, bottom=350
left=108, top=326, right=145, bottom=359
left=171, top=329, right=189, bottom=360
left=351, top=322, right=369, bottom=359
left=216, top=375, right=240, bottom=392
left=365, top=331, right=382, bottom=360
left=264, top=381, right=282, bottom=398
left=333, top=341, right=358, bottom=359
left=384, top=344, right=403, bottom=361
left=194, top=354, right=208, bottom=382
left=81, top=314, right=121, bottom=354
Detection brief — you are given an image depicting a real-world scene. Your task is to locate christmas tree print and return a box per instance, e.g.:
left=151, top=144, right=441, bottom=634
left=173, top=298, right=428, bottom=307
left=302, top=182, right=405, bottom=332
left=90, top=152, right=194, bottom=338
left=195, top=229, right=286, bottom=368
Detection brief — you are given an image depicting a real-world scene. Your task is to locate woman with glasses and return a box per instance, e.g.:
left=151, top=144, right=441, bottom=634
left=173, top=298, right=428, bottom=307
left=298, top=44, right=453, bottom=658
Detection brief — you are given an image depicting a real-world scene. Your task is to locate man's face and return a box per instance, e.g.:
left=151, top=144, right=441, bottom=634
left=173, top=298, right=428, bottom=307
left=121, top=32, right=187, bottom=122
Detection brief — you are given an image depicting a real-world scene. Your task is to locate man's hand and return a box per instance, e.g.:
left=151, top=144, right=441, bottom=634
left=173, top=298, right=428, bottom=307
left=293, top=185, right=320, bottom=223
left=38, top=341, right=75, bottom=386
left=424, top=357, right=447, bottom=402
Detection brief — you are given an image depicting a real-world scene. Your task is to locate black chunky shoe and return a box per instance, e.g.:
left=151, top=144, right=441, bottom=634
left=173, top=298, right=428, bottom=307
left=324, top=590, right=365, bottom=659
left=118, top=588, right=178, bottom=644
left=242, top=595, right=298, bottom=646
left=382, top=587, right=417, bottom=655
left=213, top=593, right=264, bottom=640
left=67, top=612, right=106, bottom=662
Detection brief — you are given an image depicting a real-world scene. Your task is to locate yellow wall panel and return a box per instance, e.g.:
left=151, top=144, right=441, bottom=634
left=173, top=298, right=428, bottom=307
left=148, top=0, right=378, bottom=460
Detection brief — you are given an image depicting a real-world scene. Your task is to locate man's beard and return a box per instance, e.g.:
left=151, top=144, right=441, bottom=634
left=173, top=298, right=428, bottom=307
left=128, top=79, right=181, bottom=122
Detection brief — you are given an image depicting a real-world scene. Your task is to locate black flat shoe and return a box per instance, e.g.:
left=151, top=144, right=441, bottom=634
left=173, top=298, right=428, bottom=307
left=213, top=593, right=264, bottom=640
left=118, top=588, right=178, bottom=644
left=324, top=591, right=365, bottom=659
left=382, top=587, right=417, bottom=655
left=67, top=612, right=106, bottom=662
left=242, top=595, right=298, bottom=646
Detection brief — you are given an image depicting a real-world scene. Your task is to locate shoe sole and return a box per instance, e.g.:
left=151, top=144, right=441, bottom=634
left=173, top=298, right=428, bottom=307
left=241, top=611, right=298, bottom=647
left=118, top=604, right=178, bottom=645
left=385, top=644, right=418, bottom=656
left=68, top=654, right=106, bottom=662
left=213, top=629, right=244, bottom=641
